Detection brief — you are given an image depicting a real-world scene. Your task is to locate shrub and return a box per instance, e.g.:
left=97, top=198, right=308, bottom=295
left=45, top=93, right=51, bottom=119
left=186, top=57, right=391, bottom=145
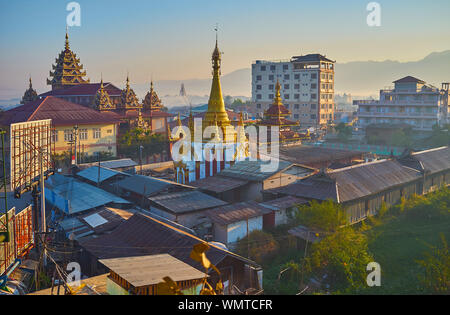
left=236, top=230, right=279, bottom=264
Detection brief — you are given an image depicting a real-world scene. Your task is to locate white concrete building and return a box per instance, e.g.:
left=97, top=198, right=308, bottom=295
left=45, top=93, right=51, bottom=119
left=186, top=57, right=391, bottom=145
left=252, top=54, right=336, bottom=128
left=356, top=77, right=450, bottom=131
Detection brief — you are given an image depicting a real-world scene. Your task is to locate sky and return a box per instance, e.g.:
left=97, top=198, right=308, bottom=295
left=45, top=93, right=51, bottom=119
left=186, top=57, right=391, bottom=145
left=1, top=0, right=450, bottom=99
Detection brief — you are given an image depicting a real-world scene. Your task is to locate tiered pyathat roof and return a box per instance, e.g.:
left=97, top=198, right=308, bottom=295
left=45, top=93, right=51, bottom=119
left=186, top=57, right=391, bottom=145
left=47, top=30, right=90, bottom=90
left=119, top=76, right=140, bottom=109
left=21, top=77, right=39, bottom=104
left=93, top=79, right=115, bottom=111
left=142, top=81, right=163, bottom=111
left=260, top=80, right=298, bottom=127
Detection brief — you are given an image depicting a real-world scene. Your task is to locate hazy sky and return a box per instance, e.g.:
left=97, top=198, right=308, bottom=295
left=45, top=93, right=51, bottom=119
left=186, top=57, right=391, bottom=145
left=1, top=0, right=450, bottom=99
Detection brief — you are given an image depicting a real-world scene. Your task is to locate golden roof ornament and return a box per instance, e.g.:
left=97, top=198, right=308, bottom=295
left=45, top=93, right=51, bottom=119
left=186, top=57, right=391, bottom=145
left=143, top=80, right=163, bottom=111
left=93, top=77, right=114, bottom=111
left=119, top=75, right=140, bottom=109
left=21, top=77, right=39, bottom=104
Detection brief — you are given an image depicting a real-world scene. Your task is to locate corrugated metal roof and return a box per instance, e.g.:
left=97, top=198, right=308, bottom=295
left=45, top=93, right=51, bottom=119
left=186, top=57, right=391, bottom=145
left=79, top=159, right=138, bottom=170
left=259, top=196, right=308, bottom=210
left=99, top=254, right=206, bottom=288
left=1, top=96, right=121, bottom=126
left=288, top=225, right=324, bottom=243
left=218, top=160, right=293, bottom=181
left=46, top=174, right=130, bottom=214
left=410, top=147, right=450, bottom=175
left=116, top=175, right=186, bottom=197
left=190, top=175, right=248, bottom=193
left=278, top=145, right=363, bottom=166
left=79, top=213, right=259, bottom=271
left=149, top=191, right=227, bottom=214
left=271, top=159, right=421, bottom=203
left=77, top=166, right=128, bottom=183
left=206, top=201, right=271, bottom=226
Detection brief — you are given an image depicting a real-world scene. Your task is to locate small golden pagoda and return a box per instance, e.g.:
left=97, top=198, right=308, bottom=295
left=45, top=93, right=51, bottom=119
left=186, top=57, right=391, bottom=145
left=21, top=77, right=39, bottom=104
left=259, top=80, right=301, bottom=145
left=142, top=81, right=163, bottom=111
left=93, top=78, right=115, bottom=111
left=47, top=30, right=90, bottom=90
left=119, top=76, right=140, bottom=109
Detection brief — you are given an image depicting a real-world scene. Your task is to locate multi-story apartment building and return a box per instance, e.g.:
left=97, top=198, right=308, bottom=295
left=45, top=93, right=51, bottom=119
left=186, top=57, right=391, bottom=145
left=252, top=54, right=336, bottom=128
left=356, top=76, right=450, bottom=131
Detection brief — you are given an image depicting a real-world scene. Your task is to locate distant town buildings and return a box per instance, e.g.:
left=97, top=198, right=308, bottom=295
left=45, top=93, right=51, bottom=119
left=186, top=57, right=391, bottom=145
left=355, top=76, right=450, bottom=131
left=252, top=54, right=336, bottom=128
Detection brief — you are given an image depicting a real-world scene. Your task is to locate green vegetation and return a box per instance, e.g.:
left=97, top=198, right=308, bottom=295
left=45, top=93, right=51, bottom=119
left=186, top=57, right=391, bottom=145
left=118, top=128, right=167, bottom=160
left=295, top=200, right=347, bottom=232
left=256, top=188, right=450, bottom=295
left=335, top=123, right=353, bottom=143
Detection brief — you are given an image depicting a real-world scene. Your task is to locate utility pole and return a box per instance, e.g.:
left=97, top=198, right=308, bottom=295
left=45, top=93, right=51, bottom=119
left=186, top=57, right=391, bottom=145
left=39, top=148, right=47, bottom=267
left=97, top=152, right=101, bottom=187
left=73, top=125, right=78, bottom=165
left=139, top=145, right=144, bottom=175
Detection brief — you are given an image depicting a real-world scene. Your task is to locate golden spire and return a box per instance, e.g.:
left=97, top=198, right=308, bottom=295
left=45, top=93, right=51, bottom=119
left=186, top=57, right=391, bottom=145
left=274, top=80, right=283, bottom=106
left=204, top=30, right=230, bottom=127
left=238, top=112, right=244, bottom=126
left=177, top=113, right=182, bottom=127
left=65, top=26, right=70, bottom=50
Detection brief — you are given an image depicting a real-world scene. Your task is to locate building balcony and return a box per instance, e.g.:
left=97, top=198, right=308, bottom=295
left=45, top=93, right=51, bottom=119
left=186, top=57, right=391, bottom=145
left=357, top=111, right=438, bottom=118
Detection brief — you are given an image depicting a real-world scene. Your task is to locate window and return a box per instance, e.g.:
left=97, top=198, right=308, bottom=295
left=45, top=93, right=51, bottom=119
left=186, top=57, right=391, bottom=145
left=79, top=129, right=88, bottom=140
left=256, top=85, right=262, bottom=90
left=107, top=129, right=113, bottom=134
left=256, top=94, right=262, bottom=100
left=294, top=74, right=300, bottom=80
left=311, top=104, right=316, bottom=109
left=311, top=114, right=317, bottom=119
left=295, top=104, right=300, bottom=109
left=257, top=104, right=262, bottom=109
left=93, top=128, right=101, bottom=139
left=269, top=75, right=274, bottom=81
left=284, top=84, right=290, bottom=90
left=269, top=84, right=274, bottom=90
left=294, top=84, right=300, bottom=90
left=311, top=73, right=317, bottom=79
left=52, top=130, right=58, bottom=143
left=284, top=74, right=290, bottom=80
left=284, top=94, right=290, bottom=100
left=64, top=129, right=73, bottom=142
left=261, top=66, right=266, bottom=71
left=269, top=94, right=274, bottom=100
left=294, top=94, right=300, bottom=100
left=311, top=83, right=317, bottom=89
left=294, top=114, right=299, bottom=119
left=270, top=65, right=276, bottom=71
left=283, top=65, right=289, bottom=70
left=256, top=75, right=262, bottom=81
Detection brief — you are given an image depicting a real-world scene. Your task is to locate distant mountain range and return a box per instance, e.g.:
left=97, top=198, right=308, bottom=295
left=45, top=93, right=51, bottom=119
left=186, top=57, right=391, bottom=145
left=1, top=51, right=449, bottom=109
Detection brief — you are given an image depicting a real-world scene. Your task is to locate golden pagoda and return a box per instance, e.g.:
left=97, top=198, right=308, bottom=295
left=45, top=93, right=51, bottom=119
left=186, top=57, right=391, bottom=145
left=259, top=80, right=301, bottom=145
left=93, top=78, right=115, bottom=111
left=142, top=81, right=163, bottom=111
left=202, top=38, right=231, bottom=141
left=21, top=77, right=39, bottom=104
left=47, top=30, right=90, bottom=90
left=119, top=75, right=140, bottom=109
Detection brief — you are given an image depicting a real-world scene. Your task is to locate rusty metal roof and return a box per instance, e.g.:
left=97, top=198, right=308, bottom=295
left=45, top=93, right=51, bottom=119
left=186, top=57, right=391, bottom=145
left=149, top=190, right=227, bottom=214
left=79, top=213, right=259, bottom=270
left=271, top=159, right=421, bottom=203
left=206, top=201, right=272, bottom=226
left=99, top=254, right=206, bottom=288
left=278, top=145, right=363, bottom=166
left=404, top=147, right=450, bottom=175
left=116, top=175, right=189, bottom=197
left=190, top=175, right=248, bottom=193
left=1, top=96, right=121, bottom=126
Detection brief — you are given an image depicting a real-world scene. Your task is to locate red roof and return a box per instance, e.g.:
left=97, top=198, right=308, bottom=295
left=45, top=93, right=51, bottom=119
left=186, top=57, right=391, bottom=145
left=40, top=83, right=122, bottom=97
left=1, top=96, right=121, bottom=126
